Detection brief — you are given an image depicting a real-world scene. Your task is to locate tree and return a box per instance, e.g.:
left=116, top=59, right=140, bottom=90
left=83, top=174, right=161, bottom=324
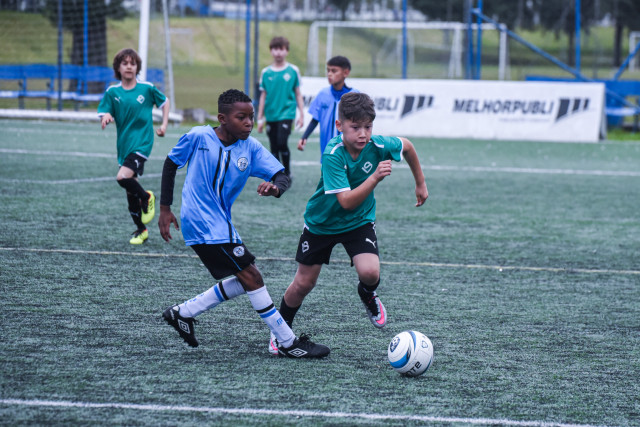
left=536, top=0, right=599, bottom=67
left=409, top=0, right=535, bottom=29
left=607, top=0, right=640, bottom=67
left=44, top=0, right=127, bottom=91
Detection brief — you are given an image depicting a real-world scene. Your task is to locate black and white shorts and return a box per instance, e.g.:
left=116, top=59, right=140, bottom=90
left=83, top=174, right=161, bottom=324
left=191, top=243, right=256, bottom=280
left=122, top=153, right=147, bottom=177
left=295, top=222, right=378, bottom=266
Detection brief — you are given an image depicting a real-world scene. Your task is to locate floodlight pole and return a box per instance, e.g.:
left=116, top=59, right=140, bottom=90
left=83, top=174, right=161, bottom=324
left=575, top=0, right=581, bottom=73
left=253, top=0, right=260, bottom=101
left=83, top=0, right=88, bottom=93
left=244, top=0, right=251, bottom=95
left=401, top=0, right=407, bottom=79
left=57, top=0, right=63, bottom=111
left=139, top=0, right=150, bottom=81
left=475, top=0, right=482, bottom=79
left=161, top=0, right=175, bottom=112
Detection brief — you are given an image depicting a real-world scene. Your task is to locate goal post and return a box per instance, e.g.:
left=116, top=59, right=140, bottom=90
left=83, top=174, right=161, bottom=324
left=307, top=20, right=508, bottom=80
left=630, top=32, right=640, bottom=72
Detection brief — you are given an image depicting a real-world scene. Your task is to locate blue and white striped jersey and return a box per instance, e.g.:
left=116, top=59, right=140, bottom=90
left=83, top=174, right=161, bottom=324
left=168, top=125, right=284, bottom=246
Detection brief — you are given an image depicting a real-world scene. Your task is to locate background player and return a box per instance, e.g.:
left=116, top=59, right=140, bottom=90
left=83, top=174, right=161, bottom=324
left=159, top=89, right=329, bottom=359
left=297, top=55, right=357, bottom=158
left=268, top=92, right=428, bottom=354
left=98, top=48, right=170, bottom=245
left=256, top=36, right=304, bottom=178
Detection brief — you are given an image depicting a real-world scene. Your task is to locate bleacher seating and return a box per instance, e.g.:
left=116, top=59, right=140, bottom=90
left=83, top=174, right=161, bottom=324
left=0, top=64, right=165, bottom=110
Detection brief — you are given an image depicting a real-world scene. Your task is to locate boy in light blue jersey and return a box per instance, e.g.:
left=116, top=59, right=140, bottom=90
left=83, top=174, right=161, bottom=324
left=159, top=89, right=328, bottom=359
left=298, top=56, right=357, bottom=159
left=98, top=48, right=170, bottom=245
left=268, top=92, right=428, bottom=355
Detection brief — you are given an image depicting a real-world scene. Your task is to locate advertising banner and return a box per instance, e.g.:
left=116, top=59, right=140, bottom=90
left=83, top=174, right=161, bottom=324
left=300, top=77, right=606, bottom=143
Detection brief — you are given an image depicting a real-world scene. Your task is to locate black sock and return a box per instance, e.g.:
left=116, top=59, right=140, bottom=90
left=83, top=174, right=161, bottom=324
left=118, top=178, right=149, bottom=203
left=358, top=279, right=380, bottom=302
left=126, top=192, right=145, bottom=231
left=281, top=150, right=291, bottom=176
left=279, top=297, right=300, bottom=328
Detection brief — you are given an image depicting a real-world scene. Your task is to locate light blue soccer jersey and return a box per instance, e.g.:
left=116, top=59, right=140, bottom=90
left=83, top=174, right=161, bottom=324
left=168, top=125, right=284, bottom=246
left=308, top=85, right=357, bottom=154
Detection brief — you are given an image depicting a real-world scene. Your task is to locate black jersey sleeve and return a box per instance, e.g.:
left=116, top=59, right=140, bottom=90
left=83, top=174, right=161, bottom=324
left=160, top=156, right=179, bottom=206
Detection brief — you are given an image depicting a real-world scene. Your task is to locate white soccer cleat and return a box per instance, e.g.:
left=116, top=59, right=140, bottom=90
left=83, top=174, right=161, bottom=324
left=268, top=332, right=279, bottom=355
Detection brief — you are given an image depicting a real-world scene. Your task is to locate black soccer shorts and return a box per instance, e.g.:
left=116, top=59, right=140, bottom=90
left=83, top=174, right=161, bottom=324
left=295, top=222, right=379, bottom=266
left=191, top=243, right=256, bottom=280
left=122, top=153, right=147, bottom=177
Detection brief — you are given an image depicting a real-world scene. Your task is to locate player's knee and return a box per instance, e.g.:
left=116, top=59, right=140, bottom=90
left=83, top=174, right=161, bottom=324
left=292, top=277, right=316, bottom=297
left=358, top=272, right=380, bottom=288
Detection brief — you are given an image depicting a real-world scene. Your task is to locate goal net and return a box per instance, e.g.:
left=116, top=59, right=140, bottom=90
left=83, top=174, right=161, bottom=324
left=307, top=21, right=508, bottom=80
left=0, top=4, right=178, bottom=121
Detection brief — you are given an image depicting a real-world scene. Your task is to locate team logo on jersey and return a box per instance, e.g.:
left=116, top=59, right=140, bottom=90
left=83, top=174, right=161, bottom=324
left=283, top=73, right=291, bottom=82
left=301, top=241, right=309, bottom=253
left=389, top=336, right=400, bottom=352
left=233, top=246, right=245, bottom=257
left=137, top=95, right=145, bottom=104
left=237, top=157, right=249, bottom=171
left=362, top=162, right=373, bottom=174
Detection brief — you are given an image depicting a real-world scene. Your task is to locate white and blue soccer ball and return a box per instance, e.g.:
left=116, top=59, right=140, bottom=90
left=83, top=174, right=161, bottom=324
left=387, top=330, right=434, bottom=377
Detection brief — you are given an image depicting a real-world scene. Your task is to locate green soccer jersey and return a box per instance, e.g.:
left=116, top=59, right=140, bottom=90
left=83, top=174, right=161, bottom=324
left=97, top=81, right=167, bottom=165
left=259, top=63, right=301, bottom=122
left=303, top=134, right=404, bottom=235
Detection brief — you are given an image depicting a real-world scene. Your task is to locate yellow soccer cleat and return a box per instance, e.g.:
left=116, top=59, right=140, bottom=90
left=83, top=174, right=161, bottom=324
left=141, top=190, right=155, bottom=225
left=129, top=229, right=148, bottom=245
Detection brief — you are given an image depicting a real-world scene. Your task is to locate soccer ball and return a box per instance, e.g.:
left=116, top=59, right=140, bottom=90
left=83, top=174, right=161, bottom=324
left=387, top=330, right=434, bottom=377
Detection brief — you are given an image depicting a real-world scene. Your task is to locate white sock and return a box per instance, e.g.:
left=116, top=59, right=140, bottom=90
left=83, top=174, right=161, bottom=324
left=179, top=277, right=245, bottom=317
left=247, top=286, right=295, bottom=348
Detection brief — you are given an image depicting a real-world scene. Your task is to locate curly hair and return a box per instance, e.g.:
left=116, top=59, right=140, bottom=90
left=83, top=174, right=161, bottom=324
left=218, top=89, right=253, bottom=115
left=112, top=48, right=141, bottom=80
left=338, top=92, right=376, bottom=123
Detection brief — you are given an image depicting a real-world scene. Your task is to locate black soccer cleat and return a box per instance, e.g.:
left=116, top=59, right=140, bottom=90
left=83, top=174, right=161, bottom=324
left=278, top=333, right=330, bottom=358
left=163, top=305, right=199, bottom=347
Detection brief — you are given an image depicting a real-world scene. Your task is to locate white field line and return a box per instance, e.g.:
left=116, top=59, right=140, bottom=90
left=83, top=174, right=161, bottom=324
left=0, top=398, right=607, bottom=427
left=3, top=147, right=639, bottom=178
left=1, top=247, right=638, bottom=276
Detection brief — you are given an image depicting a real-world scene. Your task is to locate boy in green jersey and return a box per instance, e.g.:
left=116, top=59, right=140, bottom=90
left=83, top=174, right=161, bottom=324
left=268, top=92, right=429, bottom=355
left=257, top=36, right=304, bottom=177
left=98, top=48, right=170, bottom=245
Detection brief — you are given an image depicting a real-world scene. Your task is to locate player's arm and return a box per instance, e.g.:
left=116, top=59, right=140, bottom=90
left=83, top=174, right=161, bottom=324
left=157, top=97, right=170, bottom=137
left=294, top=86, right=304, bottom=129
left=400, top=137, right=428, bottom=207
left=298, top=118, right=319, bottom=151
left=257, top=171, right=290, bottom=198
left=257, top=90, right=266, bottom=133
left=100, top=113, right=114, bottom=129
left=158, top=156, right=180, bottom=242
left=335, top=160, right=393, bottom=211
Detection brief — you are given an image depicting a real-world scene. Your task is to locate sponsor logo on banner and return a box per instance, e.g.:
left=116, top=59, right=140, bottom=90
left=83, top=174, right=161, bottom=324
left=556, top=97, right=590, bottom=121
left=401, top=95, right=434, bottom=118
left=452, top=99, right=554, bottom=116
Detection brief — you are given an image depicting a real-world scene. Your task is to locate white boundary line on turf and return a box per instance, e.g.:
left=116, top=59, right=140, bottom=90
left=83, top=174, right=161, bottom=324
left=1, top=247, right=638, bottom=276
left=0, top=399, right=607, bottom=427
left=3, top=148, right=639, bottom=178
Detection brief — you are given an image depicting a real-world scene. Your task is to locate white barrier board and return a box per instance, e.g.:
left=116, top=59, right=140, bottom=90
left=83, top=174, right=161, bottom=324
left=300, top=77, right=605, bottom=142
